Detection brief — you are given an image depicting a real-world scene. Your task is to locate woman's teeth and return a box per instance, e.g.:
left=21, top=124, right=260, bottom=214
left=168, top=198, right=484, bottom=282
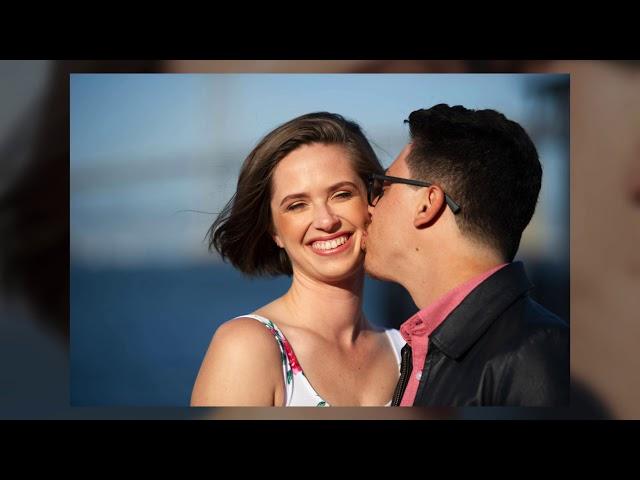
left=312, top=235, right=349, bottom=251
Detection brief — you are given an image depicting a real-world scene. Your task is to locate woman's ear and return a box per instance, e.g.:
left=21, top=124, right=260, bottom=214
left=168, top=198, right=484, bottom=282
left=269, top=220, right=284, bottom=248
left=273, top=235, right=284, bottom=248
left=414, top=186, right=445, bottom=228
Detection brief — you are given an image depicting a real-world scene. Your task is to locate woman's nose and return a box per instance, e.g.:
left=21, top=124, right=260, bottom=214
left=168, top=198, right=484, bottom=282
left=313, top=204, right=340, bottom=231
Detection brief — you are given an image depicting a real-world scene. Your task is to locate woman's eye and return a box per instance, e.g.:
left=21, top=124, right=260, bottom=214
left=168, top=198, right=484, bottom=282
left=334, top=191, right=353, bottom=200
left=286, top=202, right=305, bottom=211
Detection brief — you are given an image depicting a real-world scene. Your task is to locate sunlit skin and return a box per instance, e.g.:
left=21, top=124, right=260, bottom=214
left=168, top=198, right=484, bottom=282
left=270, top=143, right=369, bottom=286
left=364, top=143, right=503, bottom=310
left=191, top=143, right=400, bottom=406
left=363, top=144, right=418, bottom=283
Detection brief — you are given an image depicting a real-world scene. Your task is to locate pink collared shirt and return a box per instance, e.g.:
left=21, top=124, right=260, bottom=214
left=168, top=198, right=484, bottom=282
left=399, top=263, right=508, bottom=406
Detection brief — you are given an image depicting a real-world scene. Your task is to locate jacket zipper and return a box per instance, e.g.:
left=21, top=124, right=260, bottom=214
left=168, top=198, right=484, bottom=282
left=391, top=344, right=413, bottom=406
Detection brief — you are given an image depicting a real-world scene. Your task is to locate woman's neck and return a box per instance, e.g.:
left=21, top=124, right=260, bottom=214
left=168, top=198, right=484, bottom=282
left=281, top=268, right=367, bottom=345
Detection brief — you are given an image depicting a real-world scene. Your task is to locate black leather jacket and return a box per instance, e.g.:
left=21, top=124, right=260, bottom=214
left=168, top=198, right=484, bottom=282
left=392, top=262, right=569, bottom=407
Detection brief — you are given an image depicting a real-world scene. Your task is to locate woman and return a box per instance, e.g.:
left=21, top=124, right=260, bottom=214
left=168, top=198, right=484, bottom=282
left=191, top=112, right=405, bottom=406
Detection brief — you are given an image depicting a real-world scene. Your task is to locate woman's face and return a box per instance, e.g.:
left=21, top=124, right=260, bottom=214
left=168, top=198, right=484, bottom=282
left=269, top=143, right=369, bottom=283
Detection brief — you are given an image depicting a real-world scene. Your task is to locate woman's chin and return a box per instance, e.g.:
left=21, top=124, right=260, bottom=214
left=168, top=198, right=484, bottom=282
left=316, top=263, right=365, bottom=285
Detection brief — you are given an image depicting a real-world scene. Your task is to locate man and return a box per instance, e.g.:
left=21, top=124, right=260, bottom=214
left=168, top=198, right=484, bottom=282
left=364, top=104, right=569, bottom=406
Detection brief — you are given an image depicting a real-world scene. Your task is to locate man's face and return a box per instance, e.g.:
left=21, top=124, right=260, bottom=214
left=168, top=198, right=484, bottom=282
left=364, top=143, right=417, bottom=282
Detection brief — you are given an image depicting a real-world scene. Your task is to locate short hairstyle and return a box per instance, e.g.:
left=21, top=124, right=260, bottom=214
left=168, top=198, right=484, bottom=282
left=405, top=104, right=542, bottom=261
left=208, top=112, right=383, bottom=276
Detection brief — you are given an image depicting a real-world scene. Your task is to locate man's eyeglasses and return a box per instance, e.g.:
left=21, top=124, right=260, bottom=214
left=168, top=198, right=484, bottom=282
left=367, top=173, right=461, bottom=214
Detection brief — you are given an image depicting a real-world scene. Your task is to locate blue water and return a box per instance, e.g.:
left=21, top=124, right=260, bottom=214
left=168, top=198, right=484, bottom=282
left=70, top=263, right=413, bottom=406
left=70, top=260, right=567, bottom=406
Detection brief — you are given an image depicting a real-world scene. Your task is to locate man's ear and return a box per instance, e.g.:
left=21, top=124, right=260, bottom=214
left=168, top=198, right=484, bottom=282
left=414, top=186, right=446, bottom=228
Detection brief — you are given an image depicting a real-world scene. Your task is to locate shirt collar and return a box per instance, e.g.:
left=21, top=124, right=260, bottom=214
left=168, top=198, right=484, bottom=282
left=400, top=263, right=509, bottom=350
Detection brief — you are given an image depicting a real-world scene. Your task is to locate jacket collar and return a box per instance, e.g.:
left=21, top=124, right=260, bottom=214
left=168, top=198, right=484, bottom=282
left=429, top=261, right=533, bottom=359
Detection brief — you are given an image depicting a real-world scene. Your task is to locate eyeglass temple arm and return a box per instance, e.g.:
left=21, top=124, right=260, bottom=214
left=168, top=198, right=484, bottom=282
left=370, top=174, right=461, bottom=214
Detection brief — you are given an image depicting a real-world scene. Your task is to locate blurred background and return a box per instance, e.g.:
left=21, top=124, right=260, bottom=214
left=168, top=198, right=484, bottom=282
left=1, top=60, right=637, bottom=419
left=68, top=73, right=569, bottom=407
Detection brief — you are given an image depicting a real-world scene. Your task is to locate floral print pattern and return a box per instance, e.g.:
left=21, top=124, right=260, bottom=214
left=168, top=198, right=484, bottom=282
left=258, top=317, right=329, bottom=407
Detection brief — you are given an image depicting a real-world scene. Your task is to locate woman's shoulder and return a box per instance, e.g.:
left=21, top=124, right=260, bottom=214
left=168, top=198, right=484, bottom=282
left=191, top=315, right=283, bottom=406
left=213, top=315, right=282, bottom=353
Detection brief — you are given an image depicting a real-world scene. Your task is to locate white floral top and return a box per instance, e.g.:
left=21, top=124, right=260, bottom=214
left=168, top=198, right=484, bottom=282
left=238, top=314, right=405, bottom=407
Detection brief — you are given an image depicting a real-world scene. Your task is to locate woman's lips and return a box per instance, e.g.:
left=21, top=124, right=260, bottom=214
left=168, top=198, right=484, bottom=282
left=309, top=233, right=353, bottom=256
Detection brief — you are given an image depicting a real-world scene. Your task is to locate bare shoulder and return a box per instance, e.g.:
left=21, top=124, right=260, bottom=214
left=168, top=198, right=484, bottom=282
left=203, top=317, right=281, bottom=356
left=190, top=317, right=283, bottom=406
left=215, top=316, right=280, bottom=345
